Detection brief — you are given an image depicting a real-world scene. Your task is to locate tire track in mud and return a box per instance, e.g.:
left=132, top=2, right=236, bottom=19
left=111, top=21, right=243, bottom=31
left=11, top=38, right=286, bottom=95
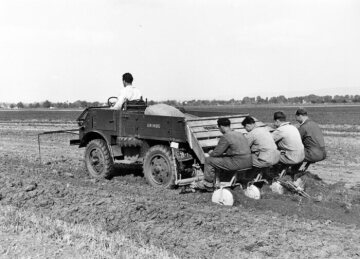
left=1, top=123, right=360, bottom=258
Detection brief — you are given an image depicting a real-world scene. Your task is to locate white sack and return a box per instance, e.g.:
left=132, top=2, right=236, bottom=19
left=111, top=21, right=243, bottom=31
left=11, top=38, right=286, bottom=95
left=144, top=104, right=185, bottom=117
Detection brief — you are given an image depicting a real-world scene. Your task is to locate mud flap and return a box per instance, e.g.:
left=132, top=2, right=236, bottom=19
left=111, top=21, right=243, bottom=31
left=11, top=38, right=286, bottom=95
left=111, top=145, right=123, bottom=157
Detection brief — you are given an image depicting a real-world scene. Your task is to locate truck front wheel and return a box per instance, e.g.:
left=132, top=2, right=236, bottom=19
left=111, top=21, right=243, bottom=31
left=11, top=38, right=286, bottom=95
left=143, top=145, right=176, bottom=188
left=85, top=139, right=114, bottom=179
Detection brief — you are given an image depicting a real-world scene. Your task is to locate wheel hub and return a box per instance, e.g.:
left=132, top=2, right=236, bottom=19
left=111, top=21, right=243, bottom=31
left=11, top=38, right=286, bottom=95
left=151, top=156, right=170, bottom=184
left=89, top=149, right=104, bottom=175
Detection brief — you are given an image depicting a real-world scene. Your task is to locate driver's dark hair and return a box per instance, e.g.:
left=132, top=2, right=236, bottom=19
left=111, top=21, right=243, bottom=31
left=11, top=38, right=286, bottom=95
left=217, top=118, right=231, bottom=127
left=241, top=116, right=255, bottom=127
left=273, top=111, right=286, bottom=121
left=122, top=73, right=133, bottom=84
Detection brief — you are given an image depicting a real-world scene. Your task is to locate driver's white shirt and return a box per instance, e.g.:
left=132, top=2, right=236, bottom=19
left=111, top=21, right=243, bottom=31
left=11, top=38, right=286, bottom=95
left=111, top=85, right=142, bottom=109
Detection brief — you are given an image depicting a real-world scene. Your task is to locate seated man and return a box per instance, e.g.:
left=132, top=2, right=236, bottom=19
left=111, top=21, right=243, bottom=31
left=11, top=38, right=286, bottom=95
left=242, top=116, right=280, bottom=168
left=194, top=118, right=252, bottom=190
left=295, top=108, right=326, bottom=163
left=272, top=111, right=305, bottom=165
left=111, top=72, right=142, bottom=110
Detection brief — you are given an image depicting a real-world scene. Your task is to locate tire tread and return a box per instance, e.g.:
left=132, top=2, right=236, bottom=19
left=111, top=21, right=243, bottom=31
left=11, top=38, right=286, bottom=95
left=85, top=139, right=114, bottom=179
left=143, top=145, right=176, bottom=188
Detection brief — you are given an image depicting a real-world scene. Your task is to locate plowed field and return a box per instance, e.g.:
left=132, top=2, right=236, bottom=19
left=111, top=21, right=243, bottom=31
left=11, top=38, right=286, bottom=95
left=1, top=111, right=360, bottom=258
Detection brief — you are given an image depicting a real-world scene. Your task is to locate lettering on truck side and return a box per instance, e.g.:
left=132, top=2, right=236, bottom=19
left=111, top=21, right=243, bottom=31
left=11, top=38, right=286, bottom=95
left=147, top=123, right=161, bottom=129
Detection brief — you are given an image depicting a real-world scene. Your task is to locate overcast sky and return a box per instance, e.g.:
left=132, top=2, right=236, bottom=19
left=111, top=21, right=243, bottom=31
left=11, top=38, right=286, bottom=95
left=0, top=0, right=359, bottom=103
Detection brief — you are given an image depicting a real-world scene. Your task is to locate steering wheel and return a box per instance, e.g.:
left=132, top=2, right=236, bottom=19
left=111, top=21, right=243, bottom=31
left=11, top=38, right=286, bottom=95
left=107, top=96, right=118, bottom=107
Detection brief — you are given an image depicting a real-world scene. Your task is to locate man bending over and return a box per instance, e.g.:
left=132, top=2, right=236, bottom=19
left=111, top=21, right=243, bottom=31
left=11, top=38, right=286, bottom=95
left=291, top=109, right=326, bottom=173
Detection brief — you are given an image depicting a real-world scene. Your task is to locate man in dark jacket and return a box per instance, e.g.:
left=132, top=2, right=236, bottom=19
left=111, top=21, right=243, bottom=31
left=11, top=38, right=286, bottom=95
left=194, top=118, right=252, bottom=190
left=295, top=108, right=326, bottom=163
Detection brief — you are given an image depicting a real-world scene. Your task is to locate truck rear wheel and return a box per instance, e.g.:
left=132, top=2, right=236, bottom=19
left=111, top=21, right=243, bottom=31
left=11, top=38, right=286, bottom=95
left=143, top=145, right=176, bottom=188
left=85, top=139, right=114, bottom=179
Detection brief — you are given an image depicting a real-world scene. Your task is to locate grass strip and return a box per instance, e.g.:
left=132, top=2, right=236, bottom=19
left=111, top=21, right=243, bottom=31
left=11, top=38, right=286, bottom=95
left=0, top=205, right=178, bottom=259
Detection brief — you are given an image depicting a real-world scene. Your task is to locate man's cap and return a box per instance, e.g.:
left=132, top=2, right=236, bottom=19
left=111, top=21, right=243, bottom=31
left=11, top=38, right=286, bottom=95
left=217, top=118, right=231, bottom=127
left=295, top=108, right=307, bottom=116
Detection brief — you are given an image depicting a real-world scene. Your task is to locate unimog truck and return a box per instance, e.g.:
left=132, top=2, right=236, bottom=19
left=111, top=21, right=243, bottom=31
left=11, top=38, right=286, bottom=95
left=70, top=100, right=268, bottom=188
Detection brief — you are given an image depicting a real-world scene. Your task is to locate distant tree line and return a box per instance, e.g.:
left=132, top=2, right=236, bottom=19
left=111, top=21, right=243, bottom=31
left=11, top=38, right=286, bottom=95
left=1, top=100, right=103, bottom=109
left=164, top=94, right=360, bottom=106
left=1, top=94, right=360, bottom=109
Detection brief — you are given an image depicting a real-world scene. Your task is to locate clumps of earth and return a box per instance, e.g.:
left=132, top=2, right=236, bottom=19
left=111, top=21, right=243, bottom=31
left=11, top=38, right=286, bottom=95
left=1, top=158, right=360, bottom=258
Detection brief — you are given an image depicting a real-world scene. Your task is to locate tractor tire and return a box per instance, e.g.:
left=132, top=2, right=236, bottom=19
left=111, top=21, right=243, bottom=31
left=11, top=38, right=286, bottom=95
left=85, top=139, right=114, bottom=179
left=143, top=145, right=176, bottom=188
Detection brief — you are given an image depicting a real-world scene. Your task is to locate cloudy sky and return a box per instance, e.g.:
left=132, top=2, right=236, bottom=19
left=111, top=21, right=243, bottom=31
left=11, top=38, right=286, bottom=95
left=0, top=0, right=359, bottom=103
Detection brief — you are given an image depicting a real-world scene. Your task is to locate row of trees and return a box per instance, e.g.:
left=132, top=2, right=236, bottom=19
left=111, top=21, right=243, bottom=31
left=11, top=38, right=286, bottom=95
left=3, top=100, right=103, bottom=109
left=2, top=94, right=360, bottom=109
left=163, top=94, right=360, bottom=106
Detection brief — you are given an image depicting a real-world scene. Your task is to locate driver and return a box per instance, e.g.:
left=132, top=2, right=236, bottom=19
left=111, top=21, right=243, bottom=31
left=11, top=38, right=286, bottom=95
left=111, top=73, right=142, bottom=109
